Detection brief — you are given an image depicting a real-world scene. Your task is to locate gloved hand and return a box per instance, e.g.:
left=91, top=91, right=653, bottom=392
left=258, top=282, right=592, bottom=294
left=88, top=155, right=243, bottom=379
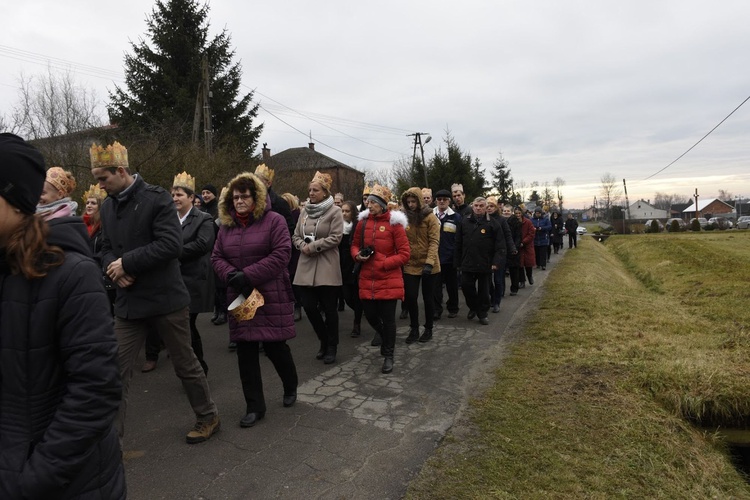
left=227, top=271, right=247, bottom=290
left=421, top=264, right=433, bottom=276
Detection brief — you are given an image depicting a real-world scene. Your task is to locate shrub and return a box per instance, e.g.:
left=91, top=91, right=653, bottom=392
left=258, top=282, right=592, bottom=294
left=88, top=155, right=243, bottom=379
left=705, top=223, right=717, bottom=231
left=669, top=220, right=681, bottom=232
left=690, top=219, right=701, bottom=231
left=650, top=219, right=661, bottom=233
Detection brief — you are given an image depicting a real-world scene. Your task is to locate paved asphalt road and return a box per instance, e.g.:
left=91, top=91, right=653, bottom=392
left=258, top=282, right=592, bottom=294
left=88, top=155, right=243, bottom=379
left=122, top=251, right=562, bottom=499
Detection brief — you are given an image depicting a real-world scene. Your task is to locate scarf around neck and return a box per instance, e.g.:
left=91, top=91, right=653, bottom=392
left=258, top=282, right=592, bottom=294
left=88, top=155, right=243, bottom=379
left=304, top=195, right=334, bottom=219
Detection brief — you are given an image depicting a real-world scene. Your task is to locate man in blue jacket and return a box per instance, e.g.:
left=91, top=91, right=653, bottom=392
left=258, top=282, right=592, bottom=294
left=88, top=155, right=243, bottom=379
left=432, top=189, right=461, bottom=319
left=91, top=141, right=220, bottom=445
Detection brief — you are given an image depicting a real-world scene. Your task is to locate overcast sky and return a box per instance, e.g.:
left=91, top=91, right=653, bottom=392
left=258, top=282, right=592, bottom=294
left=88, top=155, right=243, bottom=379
left=2, top=0, right=749, bottom=208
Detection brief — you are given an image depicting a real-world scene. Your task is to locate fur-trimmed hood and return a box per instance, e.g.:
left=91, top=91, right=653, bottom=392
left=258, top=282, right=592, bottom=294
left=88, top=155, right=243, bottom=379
left=401, top=186, right=432, bottom=226
left=358, top=208, right=407, bottom=227
left=218, top=171, right=268, bottom=227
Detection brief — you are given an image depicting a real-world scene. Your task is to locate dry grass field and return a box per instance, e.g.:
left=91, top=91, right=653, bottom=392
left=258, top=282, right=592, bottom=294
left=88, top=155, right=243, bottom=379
left=408, top=231, right=750, bottom=499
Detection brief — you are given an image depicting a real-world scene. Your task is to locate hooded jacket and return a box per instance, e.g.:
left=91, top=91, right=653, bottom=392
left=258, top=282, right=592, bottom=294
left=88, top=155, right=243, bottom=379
left=352, top=209, right=410, bottom=301
left=0, top=217, right=125, bottom=499
left=211, top=173, right=295, bottom=343
left=401, top=187, right=441, bottom=275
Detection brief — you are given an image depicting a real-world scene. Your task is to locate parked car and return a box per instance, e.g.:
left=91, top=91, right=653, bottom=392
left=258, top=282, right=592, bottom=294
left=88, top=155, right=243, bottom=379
left=736, top=216, right=750, bottom=229
left=665, top=218, right=687, bottom=231
left=707, top=217, right=733, bottom=230
left=576, top=226, right=587, bottom=235
left=644, top=219, right=664, bottom=233
left=690, top=217, right=708, bottom=229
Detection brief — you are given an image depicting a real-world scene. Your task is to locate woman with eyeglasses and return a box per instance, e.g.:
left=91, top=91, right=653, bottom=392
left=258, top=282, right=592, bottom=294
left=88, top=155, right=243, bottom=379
left=292, top=171, right=344, bottom=364
left=212, top=172, right=298, bottom=429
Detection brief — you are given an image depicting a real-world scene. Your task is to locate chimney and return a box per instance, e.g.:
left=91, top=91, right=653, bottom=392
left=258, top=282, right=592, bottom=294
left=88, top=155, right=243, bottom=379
left=262, top=142, right=271, bottom=161
left=308, top=142, right=315, bottom=151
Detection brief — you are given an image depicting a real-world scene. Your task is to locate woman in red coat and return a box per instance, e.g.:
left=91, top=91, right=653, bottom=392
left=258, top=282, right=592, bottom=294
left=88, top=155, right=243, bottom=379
left=351, top=184, right=410, bottom=374
left=515, top=207, right=536, bottom=288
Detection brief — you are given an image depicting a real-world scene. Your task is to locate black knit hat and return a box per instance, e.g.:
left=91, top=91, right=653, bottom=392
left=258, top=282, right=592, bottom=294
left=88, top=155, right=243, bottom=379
left=0, top=133, right=46, bottom=215
left=202, top=184, right=218, bottom=197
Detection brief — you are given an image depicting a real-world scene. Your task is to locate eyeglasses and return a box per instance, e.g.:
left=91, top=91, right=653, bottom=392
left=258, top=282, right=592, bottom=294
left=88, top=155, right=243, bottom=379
left=233, top=194, right=252, bottom=201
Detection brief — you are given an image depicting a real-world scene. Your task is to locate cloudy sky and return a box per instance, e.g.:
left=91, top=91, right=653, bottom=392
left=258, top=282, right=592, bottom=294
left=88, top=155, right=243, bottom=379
left=2, top=0, right=749, bottom=208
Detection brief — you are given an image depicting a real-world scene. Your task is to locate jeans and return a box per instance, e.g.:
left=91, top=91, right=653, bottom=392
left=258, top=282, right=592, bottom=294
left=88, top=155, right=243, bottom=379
left=404, top=273, right=436, bottom=329
left=460, top=271, right=491, bottom=318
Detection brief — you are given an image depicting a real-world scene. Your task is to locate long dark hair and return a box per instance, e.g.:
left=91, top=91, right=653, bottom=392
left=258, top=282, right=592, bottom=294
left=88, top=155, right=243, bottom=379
left=6, top=214, right=64, bottom=279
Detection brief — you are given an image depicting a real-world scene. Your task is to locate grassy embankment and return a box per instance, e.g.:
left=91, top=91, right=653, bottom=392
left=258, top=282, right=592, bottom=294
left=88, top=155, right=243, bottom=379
left=408, top=231, right=750, bottom=498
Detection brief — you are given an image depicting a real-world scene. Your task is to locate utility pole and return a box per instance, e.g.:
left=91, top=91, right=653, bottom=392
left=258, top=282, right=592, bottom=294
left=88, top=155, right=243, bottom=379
left=694, top=189, right=700, bottom=219
left=191, top=56, right=213, bottom=156
left=623, top=178, right=631, bottom=234
left=408, top=132, right=430, bottom=188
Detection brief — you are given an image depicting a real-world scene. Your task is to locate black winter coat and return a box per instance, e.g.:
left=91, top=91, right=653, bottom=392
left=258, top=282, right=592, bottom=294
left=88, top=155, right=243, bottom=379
left=0, top=217, right=125, bottom=499
left=454, top=213, right=514, bottom=273
left=179, top=207, right=216, bottom=313
left=100, top=175, right=190, bottom=319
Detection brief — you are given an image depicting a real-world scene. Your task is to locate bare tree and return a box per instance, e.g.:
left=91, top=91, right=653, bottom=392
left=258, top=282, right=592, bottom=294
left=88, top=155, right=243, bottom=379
left=653, top=192, right=689, bottom=210
left=11, top=67, right=103, bottom=140
left=514, top=180, right=528, bottom=206
left=553, top=176, right=566, bottom=210
left=717, top=189, right=734, bottom=201
left=599, top=172, right=621, bottom=221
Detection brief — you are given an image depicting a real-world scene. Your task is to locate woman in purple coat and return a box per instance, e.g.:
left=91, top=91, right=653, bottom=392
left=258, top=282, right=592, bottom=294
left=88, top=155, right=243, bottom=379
left=212, top=172, right=298, bottom=429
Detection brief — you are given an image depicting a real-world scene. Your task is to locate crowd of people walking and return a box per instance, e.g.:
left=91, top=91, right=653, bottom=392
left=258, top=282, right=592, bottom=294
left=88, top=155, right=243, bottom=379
left=0, top=133, right=578, bottom=497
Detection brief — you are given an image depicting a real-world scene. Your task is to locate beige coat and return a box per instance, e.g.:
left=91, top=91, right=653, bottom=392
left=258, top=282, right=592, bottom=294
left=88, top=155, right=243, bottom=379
left=292, top=200, right=343, bottom=286
left=401, top=187, right=441, bottom=276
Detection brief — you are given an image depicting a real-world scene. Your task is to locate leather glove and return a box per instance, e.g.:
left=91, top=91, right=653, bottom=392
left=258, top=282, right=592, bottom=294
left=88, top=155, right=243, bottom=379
left=422, top=264, right=433, bottom=276
left=227, top=271, right=247, bottom=290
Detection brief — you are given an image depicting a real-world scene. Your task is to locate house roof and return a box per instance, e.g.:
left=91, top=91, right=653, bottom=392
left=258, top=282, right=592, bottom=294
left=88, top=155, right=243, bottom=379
left=267, top=146, right=363, bottom=175
left=682, top=198, right=732, bottom=213
left=629, top=199, right=659, bottom=210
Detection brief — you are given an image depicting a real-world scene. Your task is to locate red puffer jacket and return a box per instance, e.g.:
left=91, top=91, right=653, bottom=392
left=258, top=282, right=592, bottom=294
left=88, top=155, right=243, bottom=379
left=351, top=209, right=410, bottom=301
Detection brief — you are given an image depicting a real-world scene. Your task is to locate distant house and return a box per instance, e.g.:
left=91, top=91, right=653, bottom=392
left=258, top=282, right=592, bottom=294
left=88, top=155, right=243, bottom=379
left=263, top=143, right=365, bottom=203
left=670, top=203, right=692, bottom=219
left=627, top=200, right=668, bottom=220
left=682, top=198, right=734, bottom=219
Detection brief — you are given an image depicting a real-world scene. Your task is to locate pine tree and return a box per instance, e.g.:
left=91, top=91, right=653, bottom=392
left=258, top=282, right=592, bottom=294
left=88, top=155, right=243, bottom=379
left=427, top=131, right=485, bottom=198
left=491, top=152, right=513, bottom=202
left=108, top=0, right=261, bottom=157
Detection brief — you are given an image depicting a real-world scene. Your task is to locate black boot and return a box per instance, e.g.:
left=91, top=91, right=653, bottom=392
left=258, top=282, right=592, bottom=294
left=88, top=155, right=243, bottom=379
left=405, top=327, right=419, bottom=344
left=371, top=333, right=382, bottom=346
left=323, top=346, right=337, bottom=364
left=382, top=357, right=394, bottom=374
left=418, top=328, right=432, bottom=343
left=213, top=311, right=227, bottom=325
left=350, top=321, right=361, bottom=338
left=316, top=342, right=326, bottom=360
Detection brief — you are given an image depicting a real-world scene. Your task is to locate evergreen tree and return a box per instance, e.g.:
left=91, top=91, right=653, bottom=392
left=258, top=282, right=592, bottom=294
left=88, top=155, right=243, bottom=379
left=108, top=0, right=261, bottom=157
left=427, top=131, right=485, bottom=199
left=491, top=152, right=513, bottom=202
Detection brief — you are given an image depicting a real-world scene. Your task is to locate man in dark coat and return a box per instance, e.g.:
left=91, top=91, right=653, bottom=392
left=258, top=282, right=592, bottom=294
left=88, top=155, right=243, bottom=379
left=91, top=141, right=220, bottom=445
left=454, top=196, right=515, bottom=325
left=432, top=189, right=462, bottom=319
left=451, top=183, right=471, bottom=216
left=565, top=213, right=579, bottom=248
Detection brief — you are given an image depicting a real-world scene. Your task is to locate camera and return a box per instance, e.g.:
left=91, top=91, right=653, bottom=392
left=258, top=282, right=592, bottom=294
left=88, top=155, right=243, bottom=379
left=359, top=246, right=374, bottom=258
left=303, top=234, right=315, bottom=244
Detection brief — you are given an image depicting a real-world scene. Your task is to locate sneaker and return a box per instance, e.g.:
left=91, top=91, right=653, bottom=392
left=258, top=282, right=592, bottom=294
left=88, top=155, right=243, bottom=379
left=405, top=328, right=420, bottom=344
left=186, top=415, right=220, bottom=444
left=509, top=291, right=518, bottom=296
left=418, top=329, right=433, bottom=343
left=492, top=304, right=500, bottom=313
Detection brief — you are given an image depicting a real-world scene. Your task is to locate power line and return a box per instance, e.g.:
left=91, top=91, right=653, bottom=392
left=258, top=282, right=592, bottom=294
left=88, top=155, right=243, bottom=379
left=258, top=103, right=400, bottom=163
left=0, top=45, right=124, bottom=82
left=643, top=94, right=750, bottom=180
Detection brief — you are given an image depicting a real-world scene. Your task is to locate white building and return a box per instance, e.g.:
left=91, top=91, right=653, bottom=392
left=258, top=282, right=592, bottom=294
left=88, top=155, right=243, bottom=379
left=627, top=200, right=668, bottom=220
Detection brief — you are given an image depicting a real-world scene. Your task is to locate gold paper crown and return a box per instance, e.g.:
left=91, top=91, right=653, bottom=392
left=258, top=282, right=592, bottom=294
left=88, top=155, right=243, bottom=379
left=363, top=183, right=372, bottom=196
left=311, top=171, right=332, bottom=191
left=90, top=142, right=129, bottom=168
left=451, top=183, right=464, bottom=194
left=46, top=166, right=76, bottom=196
left=230, top=289, right=265, bottom=321
left=421, top=187, right=432, bottom=197
left=82, top=184, right=107, bottom=203
left=369, top=184, right=392, bottom=204
left=172, top=171, right=196, bottom=192
left=254, top=164, right=275, bottom=184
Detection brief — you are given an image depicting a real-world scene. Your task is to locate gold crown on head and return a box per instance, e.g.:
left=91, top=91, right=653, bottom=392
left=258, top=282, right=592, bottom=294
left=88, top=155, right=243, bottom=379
left=311, top=171, right=332, bottom=192
left=83, top=184, right=107, bottom=203
left=363, top=183, right=372, bottom=196
left=172, top=171, right=196, bottom=192
left=46, top=166, right=76, bottom=196
left=369, top=183, right=392, bottom=203
left=90, top=142, right=128, bottom=168
left=254, top=164, right=275, bottom=183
